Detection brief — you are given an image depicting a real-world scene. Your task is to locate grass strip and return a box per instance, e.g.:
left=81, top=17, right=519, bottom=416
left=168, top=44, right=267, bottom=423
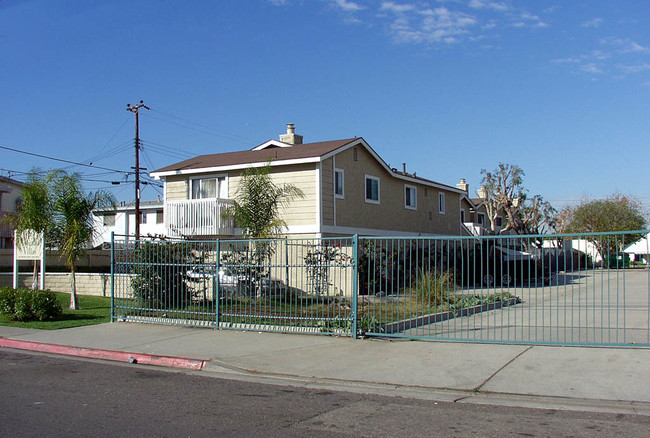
left=0, top=292, right=111, bottom=330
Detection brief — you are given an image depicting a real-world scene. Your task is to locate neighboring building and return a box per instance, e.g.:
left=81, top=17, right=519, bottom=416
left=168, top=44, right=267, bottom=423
left=624, top=232, right=650, bottom=264
left=456, top=180, right=506, bottom=236
left=91, top=200, right=165, bottom=247
left=0, top=176, right=24, bottom=249
left=150, top=124, right=469, bottom=239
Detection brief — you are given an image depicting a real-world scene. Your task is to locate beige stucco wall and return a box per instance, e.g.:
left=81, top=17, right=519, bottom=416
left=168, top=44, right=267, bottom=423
left=330, top=146, right=462, bottom=235
left=460, top=198, right=473, bottom=222
left=321, top=158, right=334, bottom=226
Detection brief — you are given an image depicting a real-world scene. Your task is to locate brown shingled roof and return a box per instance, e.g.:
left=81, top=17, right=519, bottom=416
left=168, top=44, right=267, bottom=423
left=151, top=138, right=357, bottom=174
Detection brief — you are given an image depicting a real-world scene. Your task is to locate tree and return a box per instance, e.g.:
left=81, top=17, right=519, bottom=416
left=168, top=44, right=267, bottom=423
left=223, top=163, right=304, bottom=238
left=558, top=194, right=647, bottom=260
left=49, top=171, right=115, bottom=309
left=13, top=169, right=53, bottom=289
left=222, top=163, right=304, bottom=295
left=480, top=163, right=556, bottom=236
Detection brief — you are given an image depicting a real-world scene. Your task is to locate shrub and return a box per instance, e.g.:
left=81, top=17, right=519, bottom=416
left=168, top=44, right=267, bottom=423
left=0, top=287, right=63, bottom=322
left=130, top=241, right=198, bottom=308
left=0, top=287, right=17, bottom=314
left=31, top=291, right=63, bottom=321
left=409, top=269, right=457, bottom=307
left=304, top=244, right=351, bottom=296
left=357, top=240, right=453, bottom=295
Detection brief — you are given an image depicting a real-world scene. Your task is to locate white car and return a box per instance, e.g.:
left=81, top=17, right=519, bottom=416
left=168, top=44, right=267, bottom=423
left=186, top=266, right=285, bottom=297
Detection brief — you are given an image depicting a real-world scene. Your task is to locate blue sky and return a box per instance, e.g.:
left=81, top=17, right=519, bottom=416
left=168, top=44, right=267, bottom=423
left=1, top=0, right=649, bottom=210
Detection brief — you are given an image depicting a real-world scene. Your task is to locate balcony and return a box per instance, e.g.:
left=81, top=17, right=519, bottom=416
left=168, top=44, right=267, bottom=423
left=165, top=198, right=236, bottom=237
left=463, top=222, right=487, bottom=236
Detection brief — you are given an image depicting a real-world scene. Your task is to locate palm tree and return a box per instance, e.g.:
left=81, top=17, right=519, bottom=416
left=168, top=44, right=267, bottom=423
left=49, top=171, right=115, bottom=309
left=224, top=163, right=304, bottom=238
left=222, top=163, right=304, bottom=295
left=13, top=169, right=53, bottom=289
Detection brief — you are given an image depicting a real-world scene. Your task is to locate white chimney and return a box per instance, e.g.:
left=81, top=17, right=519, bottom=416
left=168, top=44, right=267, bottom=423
left=477, top=185, right=488, bottom=200
left=279, top=123, right=303, bottom=145
left=456, top=178, right=468, bottom=193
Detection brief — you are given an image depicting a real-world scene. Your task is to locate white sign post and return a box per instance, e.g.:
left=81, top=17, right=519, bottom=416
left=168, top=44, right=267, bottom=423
left=13, top=229, right=46, bottom=290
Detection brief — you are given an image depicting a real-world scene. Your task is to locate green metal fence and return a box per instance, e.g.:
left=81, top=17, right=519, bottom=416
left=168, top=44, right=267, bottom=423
left=111, top=234, right=357, bottom=335
left=358, top=231, right=650, bottom=346
left=111, top=231, right=650, bottom=346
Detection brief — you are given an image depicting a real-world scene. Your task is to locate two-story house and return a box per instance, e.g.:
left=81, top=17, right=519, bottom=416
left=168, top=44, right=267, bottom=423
left=150, top=125, right=469, bottom=239
left=456, top=179, right=507, bottom=236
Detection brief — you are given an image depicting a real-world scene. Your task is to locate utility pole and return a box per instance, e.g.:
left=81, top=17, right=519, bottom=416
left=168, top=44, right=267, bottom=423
left=126, top=100, right=150, bottom=241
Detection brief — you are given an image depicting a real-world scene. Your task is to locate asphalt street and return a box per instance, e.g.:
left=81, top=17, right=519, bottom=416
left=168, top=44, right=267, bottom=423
left=2, top=350, right=649, bottom=437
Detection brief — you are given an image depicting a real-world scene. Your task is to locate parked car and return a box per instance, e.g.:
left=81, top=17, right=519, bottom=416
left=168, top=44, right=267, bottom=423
left=458, top=243, right=549, bottom=287
left=186, top=265, right=286, bottom=298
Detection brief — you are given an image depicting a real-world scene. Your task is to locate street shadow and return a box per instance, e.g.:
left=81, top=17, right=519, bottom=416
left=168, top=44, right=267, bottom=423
left=546, top=272, right=589, bottom=286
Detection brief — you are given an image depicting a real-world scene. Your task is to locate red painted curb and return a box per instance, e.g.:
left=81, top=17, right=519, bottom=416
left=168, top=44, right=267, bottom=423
left=0, top=338, right=208, bottom=370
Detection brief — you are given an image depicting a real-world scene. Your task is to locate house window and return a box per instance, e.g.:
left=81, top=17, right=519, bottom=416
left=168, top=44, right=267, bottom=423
left=156, top=209, right=164, bottom=224
left=478, top=213, right=485, bottom=225
left=496, top=216, right=503, bottom=227
left=404, top=185, right=417, bottom=210
left=139, top=212, right=147, bottom=224
left=103, top=213, right=115, bottom=227
left=365, top=175, right=380, bottom=204
left=334, top=169, right=344, bottom=199
left=460, top=209, right=466, bottom=223
left=438, top=193, right=445, bottom=214
left=191, top=176, right=227, bottom=199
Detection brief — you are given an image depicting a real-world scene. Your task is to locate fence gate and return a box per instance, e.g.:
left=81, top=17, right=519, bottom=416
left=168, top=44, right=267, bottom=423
left=111, top=231, right=650, bottom=346
left=356, top=232, right=650, bottom=346
left=111, top=235, right=357, bottom=336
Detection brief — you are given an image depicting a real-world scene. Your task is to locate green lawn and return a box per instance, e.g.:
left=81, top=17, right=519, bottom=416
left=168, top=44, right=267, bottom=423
left=0, top=292, right=111, bottom=330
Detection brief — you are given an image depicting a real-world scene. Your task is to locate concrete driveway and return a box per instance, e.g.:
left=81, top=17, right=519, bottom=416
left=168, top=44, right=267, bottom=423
left=399, top=268, right=650, bottom=345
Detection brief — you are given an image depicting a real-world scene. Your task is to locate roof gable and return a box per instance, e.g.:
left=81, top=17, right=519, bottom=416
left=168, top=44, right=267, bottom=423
left=150, top=138, right=358, bottom=176
left=251, top=139, right=293, bottom=151
left=149, top=136, right=465, bottom=194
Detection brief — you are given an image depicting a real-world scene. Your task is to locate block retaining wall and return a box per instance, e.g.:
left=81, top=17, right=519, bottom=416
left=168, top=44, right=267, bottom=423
left=0, top=273, right=131, bottom=297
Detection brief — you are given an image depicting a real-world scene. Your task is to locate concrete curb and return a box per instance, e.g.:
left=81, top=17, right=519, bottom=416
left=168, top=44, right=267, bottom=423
left=0, top=338, right=209, bottom=370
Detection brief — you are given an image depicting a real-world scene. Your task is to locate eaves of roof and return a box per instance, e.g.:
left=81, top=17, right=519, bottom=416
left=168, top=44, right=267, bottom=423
left=150, top=137, right=466, bottom=195
left=0, top=176, right=24, bottom=187
left=150, top=138, right=358, bottom=177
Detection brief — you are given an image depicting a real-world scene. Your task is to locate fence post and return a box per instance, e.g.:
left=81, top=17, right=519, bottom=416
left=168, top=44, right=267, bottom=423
left=285, top=237, right=290, bottom=289
left=352, top=234, right=359, bottom=339
left=215, top=238, right=220, bottom=328
left=110, top=232, right=115, bottom=323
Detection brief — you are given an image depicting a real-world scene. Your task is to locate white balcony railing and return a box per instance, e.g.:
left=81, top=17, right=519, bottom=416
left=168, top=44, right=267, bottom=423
left=165, top=198, right=235, bottom=237
left=463, top=222, right=487, bottom=236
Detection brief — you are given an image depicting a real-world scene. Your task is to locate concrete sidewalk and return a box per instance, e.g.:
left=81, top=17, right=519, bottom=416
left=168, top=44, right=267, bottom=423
left=1, top=322, right=650, bottom=416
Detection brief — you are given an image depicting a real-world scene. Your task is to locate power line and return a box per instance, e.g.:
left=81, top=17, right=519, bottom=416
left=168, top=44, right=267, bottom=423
left=146, top=109, right=255, bottom=144
left=140, top=140, right=195, bottom=159
left=0, top=145, right=132, bottom=175
left=90, top=117, right=131, bottom=160
left=82, top=140, right=133, bottom=163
